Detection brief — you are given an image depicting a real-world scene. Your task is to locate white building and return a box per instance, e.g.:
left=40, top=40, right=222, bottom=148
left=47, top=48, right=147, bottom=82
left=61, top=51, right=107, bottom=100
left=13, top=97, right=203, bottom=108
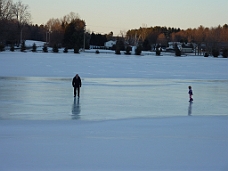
left=104, top=40, right=116, bottom=48
left=166, top=42, right=194, bottom=53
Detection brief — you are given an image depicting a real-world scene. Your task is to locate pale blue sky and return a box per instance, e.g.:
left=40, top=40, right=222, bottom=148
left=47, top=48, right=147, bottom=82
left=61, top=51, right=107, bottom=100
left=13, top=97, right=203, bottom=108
left=22, top=0, right=228, bottom=35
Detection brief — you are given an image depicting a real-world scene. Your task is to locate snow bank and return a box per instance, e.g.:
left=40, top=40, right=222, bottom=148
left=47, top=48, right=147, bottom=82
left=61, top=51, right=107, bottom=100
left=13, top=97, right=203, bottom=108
left=25, top=40, right=45, bottom=47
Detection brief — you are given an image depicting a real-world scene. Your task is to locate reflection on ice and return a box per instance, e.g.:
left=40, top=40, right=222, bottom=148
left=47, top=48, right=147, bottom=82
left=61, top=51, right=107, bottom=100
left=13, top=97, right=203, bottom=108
left=72, top=98, right=81, bottom=120
left=0, top=77, right=228, bottom=120
left=188, top=102, right=193, bottom=116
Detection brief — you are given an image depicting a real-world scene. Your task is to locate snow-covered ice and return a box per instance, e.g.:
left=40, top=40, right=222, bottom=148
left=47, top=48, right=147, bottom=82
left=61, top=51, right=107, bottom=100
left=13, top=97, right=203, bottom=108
left=0, top=51, right=227, bottom=79
left=0, top=51, right=228, bottom=171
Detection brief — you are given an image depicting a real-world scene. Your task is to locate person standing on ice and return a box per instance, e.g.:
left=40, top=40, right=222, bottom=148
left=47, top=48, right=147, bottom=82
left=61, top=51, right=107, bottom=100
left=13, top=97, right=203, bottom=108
left=188, top=86, right=193, bottom=102
left=72, top=74, right=82, bottom=97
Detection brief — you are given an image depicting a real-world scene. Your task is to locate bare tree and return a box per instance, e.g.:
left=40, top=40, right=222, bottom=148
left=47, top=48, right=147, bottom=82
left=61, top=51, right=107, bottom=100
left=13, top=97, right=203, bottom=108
left=106, top=31, right=113, bottom=41
left=119, top=30, right=126, bottom=38
left=157, top=33, right=167, bottom=46
left=140, top=24, right=148, bottom=41
left=191, top=26, right=206, bottom=55
left=12, top=0, right=31, bottom=44
left=0, top=0, right=13, bottom=20
left=61, top=12, right=80, bottom=27
left=45, top=18, right=63, bottom=45
left=0, top=0, right=14, bottom=43
left=46, top=18, right=62, bottom=31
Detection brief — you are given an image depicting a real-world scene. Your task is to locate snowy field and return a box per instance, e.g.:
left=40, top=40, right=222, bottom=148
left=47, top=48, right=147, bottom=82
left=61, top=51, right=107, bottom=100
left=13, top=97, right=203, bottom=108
left=0, top=51, right=228, bottom=171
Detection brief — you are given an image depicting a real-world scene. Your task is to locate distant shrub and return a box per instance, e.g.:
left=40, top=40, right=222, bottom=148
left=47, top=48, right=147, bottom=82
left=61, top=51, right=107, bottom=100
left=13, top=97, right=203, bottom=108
left=74, top=46, right=79, bottom=54
left=20, top=41, right=26, bottom=52
left=10, top=44, right=14, bottom=52
left=212, top=49, right=219, bottom=57
left=63, top=47, right=68, bottom=53
left=156, top=49, right=161, bottom=56
left=222, top=49, right=228, bottom=58
left=175, top=48, right=181, bottom=56
left=143, top=39, right=151, bottom=51
left=204, top=52, right=209, bottom=57
left=116, top=40, right=125, bottom=51
left=0, top=43, right=5, bottom=52
left=32, top=43, right=37, bottom=52
left=156, top=45, right=161, bottom=56
left=43, top=45, right=48, bottom=53
left=125, top=46, right=131, bottom=55
left=52, top=44, right=59, bottom=53
left=115, top=47, right=121, bottom=55
left=174, top=43, right=181, bottom=56
left=135, top=45, right=142, bottom=55
left=175, top=50, right=181, bottom=56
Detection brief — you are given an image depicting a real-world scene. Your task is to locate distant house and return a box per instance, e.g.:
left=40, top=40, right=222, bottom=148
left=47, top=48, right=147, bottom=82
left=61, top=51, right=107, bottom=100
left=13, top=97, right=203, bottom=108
left=166, top=42, right=194, bottom=53
left=90, top=45, right=105, bottom=49
left=104, top=40, right=116, bottom=49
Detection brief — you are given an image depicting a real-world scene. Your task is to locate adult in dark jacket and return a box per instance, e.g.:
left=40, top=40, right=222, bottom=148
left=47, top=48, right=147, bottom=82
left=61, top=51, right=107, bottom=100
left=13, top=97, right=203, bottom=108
left=72, top=74, right=82, bottom=97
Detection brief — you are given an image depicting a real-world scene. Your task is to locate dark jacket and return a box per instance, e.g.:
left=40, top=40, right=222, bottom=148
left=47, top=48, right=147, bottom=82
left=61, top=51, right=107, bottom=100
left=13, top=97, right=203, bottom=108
left=72, top=76, right=82, bottom=87
left=188, top=89, right=193, bottom=95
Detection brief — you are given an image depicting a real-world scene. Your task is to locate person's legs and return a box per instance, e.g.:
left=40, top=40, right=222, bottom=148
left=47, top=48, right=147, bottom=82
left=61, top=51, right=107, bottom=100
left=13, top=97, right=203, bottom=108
left=74, top=87, right=76, bottom=97
left=189, top=95, right=193, bottom=102
left=77, top=87, right=80, bottom=97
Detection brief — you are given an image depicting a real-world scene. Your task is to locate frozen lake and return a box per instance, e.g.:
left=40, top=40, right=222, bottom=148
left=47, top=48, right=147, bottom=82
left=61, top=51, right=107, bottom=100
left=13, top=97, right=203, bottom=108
left=0, top=77, right=227, bottom=120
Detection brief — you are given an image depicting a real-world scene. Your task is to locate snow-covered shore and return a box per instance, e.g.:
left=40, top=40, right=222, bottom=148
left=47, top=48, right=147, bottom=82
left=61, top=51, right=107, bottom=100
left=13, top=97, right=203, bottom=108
left=0, top=51, right=228, bottom=79
left=0, top=51, right=228, bottom=171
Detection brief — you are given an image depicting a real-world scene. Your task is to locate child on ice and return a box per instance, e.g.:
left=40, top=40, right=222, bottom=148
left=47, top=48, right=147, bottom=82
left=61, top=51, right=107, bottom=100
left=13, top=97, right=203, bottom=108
left=188, top=86, right=193, bottom=102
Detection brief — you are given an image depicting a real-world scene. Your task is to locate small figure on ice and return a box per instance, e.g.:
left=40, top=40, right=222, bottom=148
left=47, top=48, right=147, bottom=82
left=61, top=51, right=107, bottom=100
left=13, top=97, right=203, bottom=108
left=72, top=74, right=82, bottom=98
left=188, top=86, right=193, bottom=102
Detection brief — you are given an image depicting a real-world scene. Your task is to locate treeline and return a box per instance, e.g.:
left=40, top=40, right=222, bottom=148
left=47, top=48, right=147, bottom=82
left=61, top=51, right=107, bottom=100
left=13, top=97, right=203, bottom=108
left=0, top=0, right=31, bottom=46
left=0, top=0, right=88, bottom=49
left=126, top=26, right=180, bottom=48
left=126, top=25, right=228, bottom=53
left=0, top=0, right=87, bottom=49
left=170, top=25, right=228, bottom=54
left=1, top=0, right=228, bottom=55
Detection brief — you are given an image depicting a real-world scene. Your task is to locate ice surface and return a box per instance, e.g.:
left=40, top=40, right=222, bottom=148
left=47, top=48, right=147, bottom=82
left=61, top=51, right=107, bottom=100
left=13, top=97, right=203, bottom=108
left=1, top=117, right=228, bottom=171
left=0, top=51, right=228, bottom=171
left=0, top=77, right=228, bottom=120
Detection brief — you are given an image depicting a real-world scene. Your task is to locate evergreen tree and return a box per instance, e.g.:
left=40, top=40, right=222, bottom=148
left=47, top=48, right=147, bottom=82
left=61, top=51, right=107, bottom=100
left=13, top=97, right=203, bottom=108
left=204, top=52, right=209, bottom=57
left=20, top=41, right=26, bottom=52
left=175, top=44, right=181, bottom=56
left=52, top=44, right=59, bottom=53
left=212, top=49, right=219, bottom=57
left=74, top=45, right=79, bottom=54
left=63, top=47, right=68, bottom=53
left=143, top=39, right=151, bottom=51
left=116, top=40, right=125, bottom=51
left=135, top=45, right=142, bottom=55
left=10, top=44, right=15, bottom=52
left=125, top=46, right=131, bottom=55
left=63, top=19, right=85, bottom=49
left=43, top=45, right=48, bottom=53
left=175, top=48, right=181, bottom=56
left=115, top=47, right=121, bottom=55
left=89, top=32, right=107, bottom=46
left=32, top=43, right=37, bottom=52
left=0, top=43, right=5, bottom=52
left=222, top=49, right=228, bottom=58
left=156, top=45, right=161, bottom=56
